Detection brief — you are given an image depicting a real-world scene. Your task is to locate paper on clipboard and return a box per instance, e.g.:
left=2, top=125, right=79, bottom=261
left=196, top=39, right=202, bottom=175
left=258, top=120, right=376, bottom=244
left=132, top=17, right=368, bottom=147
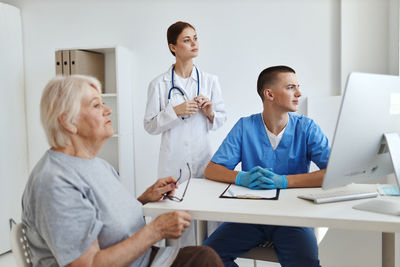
left=220, top=184, right=279, bottom=200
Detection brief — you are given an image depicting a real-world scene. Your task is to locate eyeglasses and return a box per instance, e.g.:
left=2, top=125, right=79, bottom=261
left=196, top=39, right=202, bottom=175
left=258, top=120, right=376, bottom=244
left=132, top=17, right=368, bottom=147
left=166, top=163, right=191, bottom=202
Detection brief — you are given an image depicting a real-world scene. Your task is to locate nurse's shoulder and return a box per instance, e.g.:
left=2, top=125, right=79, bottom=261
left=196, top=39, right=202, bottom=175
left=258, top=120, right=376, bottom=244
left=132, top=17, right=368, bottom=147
left=230, top=113, right=260, bottom=131
left=289, top=112, right=320, bottom=133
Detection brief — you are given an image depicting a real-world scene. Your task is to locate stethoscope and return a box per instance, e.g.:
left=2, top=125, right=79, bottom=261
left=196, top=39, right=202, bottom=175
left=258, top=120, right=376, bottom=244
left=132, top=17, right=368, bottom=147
left=168, top=65, right=200, bottom=101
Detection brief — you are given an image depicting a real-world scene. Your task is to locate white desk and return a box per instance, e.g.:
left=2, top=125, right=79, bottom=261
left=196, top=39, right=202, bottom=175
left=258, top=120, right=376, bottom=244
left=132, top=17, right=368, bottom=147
left=143, top=178, right=400, bottom=267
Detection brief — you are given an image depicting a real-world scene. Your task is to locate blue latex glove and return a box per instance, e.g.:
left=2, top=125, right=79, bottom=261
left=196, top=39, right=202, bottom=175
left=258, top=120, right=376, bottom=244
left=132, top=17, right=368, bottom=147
left=255, top=168, right=288, bottom=189
left=235, top=166, right=267, bottom=189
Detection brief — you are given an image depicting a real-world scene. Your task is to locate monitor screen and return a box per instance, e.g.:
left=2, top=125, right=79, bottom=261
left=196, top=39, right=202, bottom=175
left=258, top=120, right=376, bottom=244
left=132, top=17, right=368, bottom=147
left=322, top=72, right=400, bottom=190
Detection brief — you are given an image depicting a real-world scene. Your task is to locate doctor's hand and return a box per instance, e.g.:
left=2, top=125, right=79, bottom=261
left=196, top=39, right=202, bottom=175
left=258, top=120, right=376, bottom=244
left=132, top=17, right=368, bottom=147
left=254, top=168, right=288, bottom=189
left=137, top=176, right=178, bottom=205
left=194, top=94, right=214, bottom=121
left=173, top=101, right=199, bottom=117
left=235, top=166, right=269, bottom=189
left=149, top=211, right=192, bottom=240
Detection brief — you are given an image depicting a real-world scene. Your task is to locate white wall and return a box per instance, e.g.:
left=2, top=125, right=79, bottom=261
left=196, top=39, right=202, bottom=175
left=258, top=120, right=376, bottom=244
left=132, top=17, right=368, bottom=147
left=341, top=0, right=398, bottom=89
left=1, top=0, right=397, bottom=266
left=0, top=2, right=28, bottom=253
left=10, top=0, right=341, bottom=195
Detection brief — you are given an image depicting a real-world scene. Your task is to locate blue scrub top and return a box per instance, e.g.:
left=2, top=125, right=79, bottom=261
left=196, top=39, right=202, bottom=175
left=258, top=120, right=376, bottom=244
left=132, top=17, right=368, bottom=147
left=211, top=113, right=330, bottom=175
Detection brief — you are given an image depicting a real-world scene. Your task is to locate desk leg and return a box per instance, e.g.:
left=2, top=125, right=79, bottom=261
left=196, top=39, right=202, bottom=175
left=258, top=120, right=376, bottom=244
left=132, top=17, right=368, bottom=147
left=315, top=227, right=329, bottom=245
left=382, top=232, right=395, bottom=267
left=196, top=220, right=207, bottom=246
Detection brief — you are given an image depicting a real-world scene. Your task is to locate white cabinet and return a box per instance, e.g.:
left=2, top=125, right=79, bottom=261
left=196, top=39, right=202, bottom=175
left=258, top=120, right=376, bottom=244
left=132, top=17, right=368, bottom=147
left=56, top=46, right=135, bottom=195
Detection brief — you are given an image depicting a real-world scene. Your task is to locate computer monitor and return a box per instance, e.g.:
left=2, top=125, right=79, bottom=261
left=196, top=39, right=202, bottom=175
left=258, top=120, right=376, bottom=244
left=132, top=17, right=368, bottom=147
left=322, top=72, right=400, bottom=213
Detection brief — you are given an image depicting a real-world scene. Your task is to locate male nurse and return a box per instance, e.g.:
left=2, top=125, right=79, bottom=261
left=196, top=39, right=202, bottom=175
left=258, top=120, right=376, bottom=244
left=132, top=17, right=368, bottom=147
left=203, top=66, right=330, bottom=267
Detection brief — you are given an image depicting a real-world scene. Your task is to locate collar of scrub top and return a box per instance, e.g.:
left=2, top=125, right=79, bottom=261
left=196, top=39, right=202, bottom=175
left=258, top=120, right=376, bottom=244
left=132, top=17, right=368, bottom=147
left=167, top=65, right=200, bottom=100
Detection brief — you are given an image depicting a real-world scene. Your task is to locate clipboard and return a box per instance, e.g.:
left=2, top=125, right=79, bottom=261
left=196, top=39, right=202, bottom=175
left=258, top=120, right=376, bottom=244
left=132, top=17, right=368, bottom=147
left=219, top=184, right=280, bottom=200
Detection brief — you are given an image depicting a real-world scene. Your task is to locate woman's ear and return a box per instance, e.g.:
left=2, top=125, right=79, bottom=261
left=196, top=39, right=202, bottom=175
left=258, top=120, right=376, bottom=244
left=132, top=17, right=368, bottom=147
left=169, top=43, right=176, bottom=54
left=58, top=114, right=77, bottom=134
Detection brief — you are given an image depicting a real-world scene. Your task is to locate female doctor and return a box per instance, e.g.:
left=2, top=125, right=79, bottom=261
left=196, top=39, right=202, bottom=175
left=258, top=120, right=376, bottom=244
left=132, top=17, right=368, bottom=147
left=144, top=21, right=226, bottom=182
left=144, top=22, right=226, bottom=246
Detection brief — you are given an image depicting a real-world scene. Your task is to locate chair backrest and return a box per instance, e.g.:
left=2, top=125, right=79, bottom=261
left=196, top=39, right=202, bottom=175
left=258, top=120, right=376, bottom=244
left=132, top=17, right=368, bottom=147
left=10, top=223, right=33, bottom=267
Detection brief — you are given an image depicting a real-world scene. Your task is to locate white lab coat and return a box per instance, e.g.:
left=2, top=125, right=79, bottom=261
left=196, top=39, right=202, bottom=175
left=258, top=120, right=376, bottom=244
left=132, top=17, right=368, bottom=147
left=144, top=65, right=227, bottom=180
left=144, top=66, right=226, bottom=247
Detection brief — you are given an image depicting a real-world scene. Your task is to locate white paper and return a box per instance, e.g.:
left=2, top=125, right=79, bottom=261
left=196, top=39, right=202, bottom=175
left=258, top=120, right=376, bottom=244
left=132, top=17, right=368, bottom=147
left=151, top=246, right=180, bottom=267
left=222, top=184, right=277, bottom=199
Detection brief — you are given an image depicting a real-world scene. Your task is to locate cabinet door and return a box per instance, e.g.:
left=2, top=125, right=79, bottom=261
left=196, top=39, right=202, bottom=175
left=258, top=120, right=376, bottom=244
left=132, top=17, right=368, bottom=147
left=115, top=47, right=135, bottom=195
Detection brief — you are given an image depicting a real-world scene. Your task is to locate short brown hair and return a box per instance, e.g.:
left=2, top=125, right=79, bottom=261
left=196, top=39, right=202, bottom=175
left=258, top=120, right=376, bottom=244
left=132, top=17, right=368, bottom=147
left=167, top=21, right=195, bottom=56
left=257, top=65, right=296, bottom=101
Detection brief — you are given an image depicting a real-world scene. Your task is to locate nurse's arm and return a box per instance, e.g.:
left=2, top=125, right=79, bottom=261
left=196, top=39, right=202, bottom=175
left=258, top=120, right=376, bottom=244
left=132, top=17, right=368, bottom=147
left=286, top=169, right=326, bottom=188
left=204, top=161, right=238, bottom=183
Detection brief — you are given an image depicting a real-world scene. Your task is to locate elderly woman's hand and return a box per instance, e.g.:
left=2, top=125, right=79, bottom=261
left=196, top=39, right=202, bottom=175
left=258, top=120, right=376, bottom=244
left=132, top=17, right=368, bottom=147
left=137, top=176, right=177, bottom=205
left=150, top=211, right=192, bottom=240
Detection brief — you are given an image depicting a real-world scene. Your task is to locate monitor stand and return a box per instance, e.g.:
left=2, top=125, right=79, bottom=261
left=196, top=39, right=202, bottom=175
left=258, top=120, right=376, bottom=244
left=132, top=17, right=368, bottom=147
left=352, top=133, right=400, bottom=216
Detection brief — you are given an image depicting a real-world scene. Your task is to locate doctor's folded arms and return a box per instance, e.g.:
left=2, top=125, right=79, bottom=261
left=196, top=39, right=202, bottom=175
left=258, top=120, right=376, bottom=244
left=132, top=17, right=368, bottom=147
left=203, top=66, right=331, bottom=267
left=21, top=75, right=223, bottom=267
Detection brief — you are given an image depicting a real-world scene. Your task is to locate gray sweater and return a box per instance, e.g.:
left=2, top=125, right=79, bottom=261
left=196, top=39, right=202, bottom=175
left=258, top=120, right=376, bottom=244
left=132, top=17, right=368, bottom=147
left=22, top=150, right=150, bottom=267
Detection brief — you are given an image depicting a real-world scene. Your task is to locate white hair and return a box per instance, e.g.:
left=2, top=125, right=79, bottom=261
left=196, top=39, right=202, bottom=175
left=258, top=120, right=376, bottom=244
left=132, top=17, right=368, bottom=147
left=40, top=75, right=102, bottom=148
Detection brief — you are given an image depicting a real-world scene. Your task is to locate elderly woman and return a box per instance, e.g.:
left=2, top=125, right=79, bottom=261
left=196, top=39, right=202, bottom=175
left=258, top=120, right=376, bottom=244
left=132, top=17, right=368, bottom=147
left=21, top=75, right=223, bottom=267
